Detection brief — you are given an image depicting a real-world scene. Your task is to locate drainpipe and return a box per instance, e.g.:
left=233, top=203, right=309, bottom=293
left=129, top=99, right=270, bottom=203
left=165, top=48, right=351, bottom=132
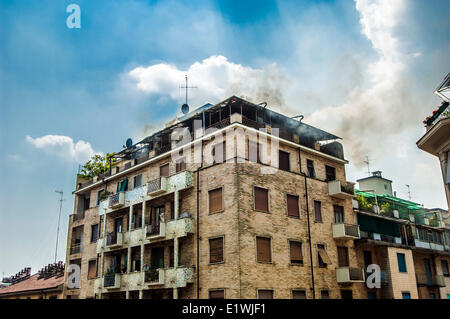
left=140, top=198, right=145, bottom=299
left=299, top=147, right=316, bottom=299
left=196, top=167, right=200, bottom=299
left=173, top=189, right=180, bottom=299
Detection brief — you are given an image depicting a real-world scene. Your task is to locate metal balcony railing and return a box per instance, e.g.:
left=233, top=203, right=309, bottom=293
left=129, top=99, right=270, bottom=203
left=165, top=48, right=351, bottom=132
left=416, top=274, right=446, bottom=287
left=146, top=223, right=161, bottom=237
left=108, top=193, right=121, bottom=207
left=349, top=268, right=365, bottom=281
left=104, top=273, right=120, bottom=288
left=106, top=232, right=118, bottom=246
left=73, top=211, right=85, bottom=221
left=70, top=244, right=81, bottom=255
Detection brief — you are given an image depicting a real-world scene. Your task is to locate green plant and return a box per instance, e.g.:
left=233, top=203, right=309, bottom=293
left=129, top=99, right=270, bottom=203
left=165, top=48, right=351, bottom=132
left=98, top=190, right=112, bottom=201
left=145, top=268, right=159, bottom=282
left=356, top=194, right=373, bottom=211
left=380, top=202, right=391, bottom=215
left=79, top=153, right=117, bottom=179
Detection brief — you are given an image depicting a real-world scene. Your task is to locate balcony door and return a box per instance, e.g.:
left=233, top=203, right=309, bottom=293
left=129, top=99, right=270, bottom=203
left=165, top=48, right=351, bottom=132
left=115, top=217, right=123, bottom=233
left=151, top=247, right=165, bottom=269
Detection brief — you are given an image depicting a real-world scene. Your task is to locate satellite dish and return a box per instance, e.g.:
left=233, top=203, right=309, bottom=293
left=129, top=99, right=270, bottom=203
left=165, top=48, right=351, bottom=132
left=125, top=138, right=133, bottom=148
left=181, top=103, right=190, bottom=114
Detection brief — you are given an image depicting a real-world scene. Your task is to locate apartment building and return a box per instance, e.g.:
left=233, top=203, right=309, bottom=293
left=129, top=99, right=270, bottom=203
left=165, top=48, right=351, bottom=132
left=353, top=173, right=450, bottom=299
left=63, top=96, right=367, bottom=299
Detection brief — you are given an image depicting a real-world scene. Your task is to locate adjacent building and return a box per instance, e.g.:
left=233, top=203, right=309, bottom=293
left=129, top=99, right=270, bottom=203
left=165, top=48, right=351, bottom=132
left=0, top=262, right=65, bottom=299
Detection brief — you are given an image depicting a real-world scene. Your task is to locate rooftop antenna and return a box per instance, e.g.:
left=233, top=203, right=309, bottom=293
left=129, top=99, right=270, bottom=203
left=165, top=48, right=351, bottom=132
left=54, top=190, right=65, bottom=263
left=405, top=184, right=411, bottom=201
left=179, top=75, right=197, bottom=114
left=363, top=156, right=371, bottom=176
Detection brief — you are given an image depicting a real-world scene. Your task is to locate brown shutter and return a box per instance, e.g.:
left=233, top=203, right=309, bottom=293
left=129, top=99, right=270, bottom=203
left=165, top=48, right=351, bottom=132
left=88, top=260, right=97, bottom=279
left=256, top=237, right=271, bottom=262
left=176, top=157, right=186, bottom=173
left=258, top=290, right=273, bottom=299
left=290, top=241, right=303, bottom=264
left=287, top=195, right=299, bottom=217
left=337, top=246, right=349, bottom=267
left=209, top=290, right=225, bottom=299
left=318, top=246, right=332, bottom=265
left=209, top=237, right=224, bottom=263
left=209, top=188, right=223, bottom=213
left=254, top=187, right=269, bottom=212
left=314, top=201, right=322, bottom=222
left=160, top=163, right=169, bottom=177
left=279, top=151, right=290, bottom=171
left=292, top=290, right=306, bottom=299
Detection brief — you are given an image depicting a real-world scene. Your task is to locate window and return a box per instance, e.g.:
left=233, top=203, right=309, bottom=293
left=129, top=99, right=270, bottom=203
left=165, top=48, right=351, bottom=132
left=133, top=174, right=142, bottom=188
left=320, top=290, right=330, bottom=299
left=160, top=163, right=169, bottom=177
left=209, top=237, right=224, bottom=263
left=96, top=189, right=105, bottom=206
left=169, top=245, right=181, bottom=267
left=292, top=290, right=306, bottom=299
left=91, top=224, right=99, bottom=243
left=306, top=159, right=315, bottom=178
left=429, top=293, right=436, bottom=299
left=117, top=178, right=128, bottom=192
left=325, top=165, right=336, bottom=181
left=314, top=200, right=322, bottom=222
left=279, top=150, right=290, bottom=171
left=87, top=259, right=97, bottom=280
left=286, top=195, right=300, bottom=218
left=289, top=241, right=303, bottom=264
left=442, top=260, right=449, bottom=277
left=209, top=290, right=225, bottom=299
left=248, top=140, right=262, bottom=163
left=212, top=142, right=226, bottom=164
left=397, top=253, right=407, bottom=273
left=209, top=188, right=223, bottom=214
left=333, top=205, right=344, bottom=223
left=176, top=157, right=186, bottom=173
left=256, top=237, right=272, bottom=263
left=337, top=246, right=349, bottom=267
left=254, top=187, right=269, bottom=212
left=402, top=292, right=411, bottom=299
left=317, top=244, right=331, bottom=268
left=258, top=289, right=273, bottom=299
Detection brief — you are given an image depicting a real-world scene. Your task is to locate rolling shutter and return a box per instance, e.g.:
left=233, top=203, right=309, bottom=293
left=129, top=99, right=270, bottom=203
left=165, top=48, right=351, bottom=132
left=290, top=241, right=303, bottom=264
left=287, top=195, right=300, bottom=217
left=256, top=237, right=271, bottom=262
left=254, top=187, right=269, bottom=212
left=279, top=151, right=290, bottom=171
left=160, top=163, right=169, bottom=177
left=209, top=188, right=223, bottom=213
left=209, top=237, right=224, bottom=263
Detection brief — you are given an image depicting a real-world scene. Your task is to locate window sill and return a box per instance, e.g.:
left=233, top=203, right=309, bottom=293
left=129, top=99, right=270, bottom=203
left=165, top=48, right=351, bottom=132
left=290, top=262, right=304, bottom=266
left=209, top=210, right=224, bottom=215
left=287, top=215, right=300, bottom=219
left=257, top=261, right=273, bottom=264
left=209, top=261, right=225, bottom=265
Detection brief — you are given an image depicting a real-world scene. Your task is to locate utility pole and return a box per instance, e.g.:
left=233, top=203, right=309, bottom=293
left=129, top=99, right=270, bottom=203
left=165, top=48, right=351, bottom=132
left=54, top=190, right=64, bottom=263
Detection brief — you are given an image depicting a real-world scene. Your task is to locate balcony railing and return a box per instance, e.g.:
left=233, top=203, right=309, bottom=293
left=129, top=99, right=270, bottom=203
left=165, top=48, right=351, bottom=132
left=336, top=267, right=365, bottom=283
left=108, top=192, right=125, bottom=209
left=416, top=274, right=446, bottom=287
left=206, top=117, right=231, bottom=130
left=328, top=180, right=355, bottom=199
left=144, top=268, right=164, bottom=285
left=73, top=211, right=85, bottom=222
left=106, top=232, right=123, bottom=247
left=332, top=223, right=360, bottom=240
left=70, top=244, right=81, bottom=255
left=146, top=224, right=160, bottom=236
left=104, top=273, right=121, bottom=289
left=147, top=177, right=167, bottom=195
left=242, top=116, right=265, bottom=130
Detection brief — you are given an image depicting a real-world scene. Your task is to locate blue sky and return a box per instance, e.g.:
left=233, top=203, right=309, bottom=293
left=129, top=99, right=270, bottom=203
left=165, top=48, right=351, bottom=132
left=1, top=0, right=449, bottom=276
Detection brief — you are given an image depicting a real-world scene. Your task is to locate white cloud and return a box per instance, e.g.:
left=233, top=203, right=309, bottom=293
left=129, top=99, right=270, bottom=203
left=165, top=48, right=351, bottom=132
left=26, top=135, right=100, bottom=163
left=128, top=55, right=289, bottom=108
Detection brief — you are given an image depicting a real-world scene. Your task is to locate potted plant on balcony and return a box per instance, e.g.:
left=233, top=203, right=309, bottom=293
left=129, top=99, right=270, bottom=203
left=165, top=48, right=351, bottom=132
left=356, top=195, right=373, bottom=211
left=144, top=268, right=159, bottom=282
left=380, top=202, right=391, bottom=216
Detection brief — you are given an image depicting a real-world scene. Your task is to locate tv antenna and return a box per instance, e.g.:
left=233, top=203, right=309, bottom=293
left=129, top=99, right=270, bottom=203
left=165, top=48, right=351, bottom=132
left=179, top=75, right=197, bottom=114
left=54, top=190, right=65, bottom=263
left=363, top=156, right=371, bottom=176
left=405, top=184, right=411, bottom=201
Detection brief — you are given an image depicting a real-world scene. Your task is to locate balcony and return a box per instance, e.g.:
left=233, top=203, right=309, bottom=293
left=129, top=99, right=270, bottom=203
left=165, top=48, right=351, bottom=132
left=104, top=273, right=121, bottom=289
left=144, top=268, right=164, bottom=286
left=146, top=223, right=166, bottom=240
left=147, top=177, right=167, bottom=196
left=108, top=192, right=125, bottom=209
left=328, top=180, right=355, bottom=199
left=414, top=239, right=444, bottom=251
left=416, top=274, right=446, bottom=287
left=332, top=223, right=360, bottom=240
left=106, top=232, right=123, bottom=248
left=72, top=211, right=85, bottom=222
left=336, top=267, right=365, bottom=283
left=70, top=244, right=81, bottom=255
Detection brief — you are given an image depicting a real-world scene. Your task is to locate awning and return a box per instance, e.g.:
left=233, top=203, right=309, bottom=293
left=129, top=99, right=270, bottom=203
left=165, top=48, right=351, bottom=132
left=357, top=213, right=401, bottom=237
